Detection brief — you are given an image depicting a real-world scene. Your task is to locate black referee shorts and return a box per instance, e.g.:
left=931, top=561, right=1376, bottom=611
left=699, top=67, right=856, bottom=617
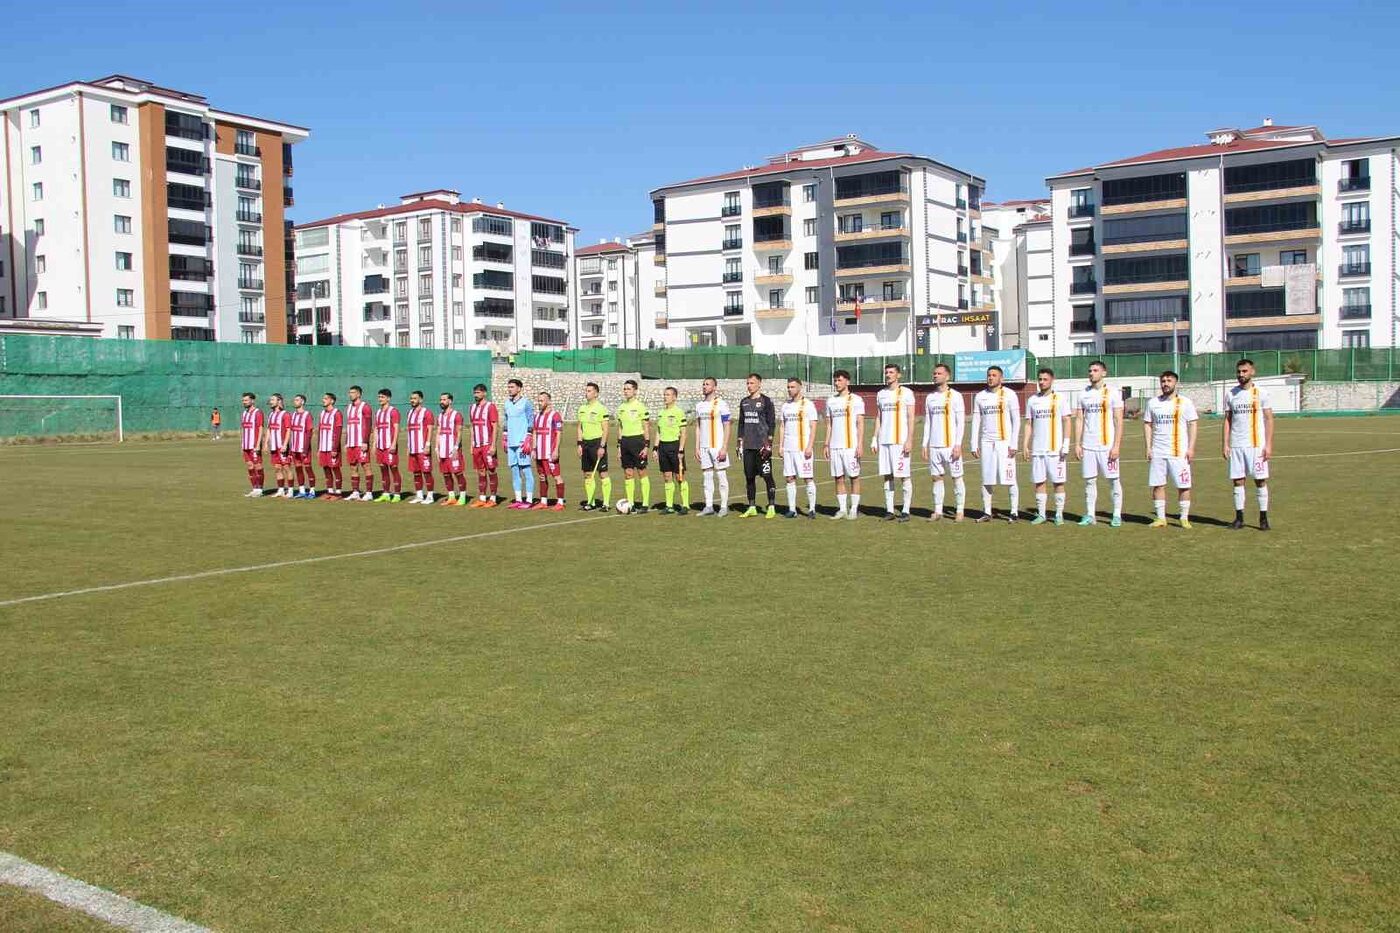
left=657, top=440, right=681, bottom=474
left=619, top=435, right=648, bottom=470
left=580, top=440, right=608, bottom=474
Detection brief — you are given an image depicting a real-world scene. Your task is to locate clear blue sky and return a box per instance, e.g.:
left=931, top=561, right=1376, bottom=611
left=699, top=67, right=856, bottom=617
left=4, top=0, right=1397, bottom=244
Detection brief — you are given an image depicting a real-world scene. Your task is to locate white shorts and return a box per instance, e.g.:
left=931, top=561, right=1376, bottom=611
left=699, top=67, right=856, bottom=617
left=698, top=447, right=730, bottom=470
left=829, top=448, right=861, bottom=479
left=1081, top=448, right=1120, bottom=480
left=877, top=444, right=912, bottom=478
left=927, top=446, right=964, bottom=479
left=1031, top=453, right=1068, bottom=485
left=980, top=441, right=1017, bottom=487
left=1149, top=456, right=1192, bottom=489
left=1229, top=447, right=1270, bottom=481
left=782, top=449, right=815, bottom=479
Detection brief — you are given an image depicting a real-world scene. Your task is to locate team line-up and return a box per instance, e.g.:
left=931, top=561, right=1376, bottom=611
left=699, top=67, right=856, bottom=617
left=235, top=358, right=1277, bottom=530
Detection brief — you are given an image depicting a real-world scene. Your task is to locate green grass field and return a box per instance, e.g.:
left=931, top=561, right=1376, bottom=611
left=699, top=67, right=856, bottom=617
left=2, top=417, right=1398, bottom=931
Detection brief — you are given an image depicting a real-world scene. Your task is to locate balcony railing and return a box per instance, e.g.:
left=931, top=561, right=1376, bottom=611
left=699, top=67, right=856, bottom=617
left=837, top=220, right=907, bottom=235
left=234, top=143, right=260, bottom=157
left=238, top=278, right=264, bottom=290
left=1225, top=220, right=1319, bottom=236
left=1104, top=270, right=1188, bottom=286
left=1339, top=219, right=1371, bottom=234
left=170, top=268, right=211, bottom=282
left=363, top=304, right=390, bottom=322
left=1105, top=308, right=1189, bottom=327
left=1070, top=317, right=1098, bottom=333
left=1340, top=304, right=1371, bottom=320
left=723, top=305, right=744, bottom=317
left=1070, top=280, right=1097, bottom=295
left=722, top=271, right=742, bottom=283
left=237, top=211, right=263, bottom=224
left=1068, top=203, right=1096, bottom=219
left=283, top=186, right=294, bottom=207
left=956, top=197, right=967, bottom=209
left=1069, top=242, right=1097, bottom=256
left=580, top=287, right=603, bottom=297
left=239, top=311, right=266, bottom=324
left=957, top=265, right=969, bottom=276
left=235, top=176, right=261, bottom=191
left=1224, top=176, right=1316, bottom=194
left=752, top=195, right=790, bottom=209
left=722, top=238, right=743, bottom=250
left=753, top=230, right=789, bottom=243
left=1339, top=177, right=1371, bottom=192
left=1226, top=307, right=1286, bottom=320
left=1339, top=262, right=1371, bottom=277
left=837, top=256, right=909, bottom=271
left=835, top=181, right=909, bottom=201
left=169, top=194, right=212, bottom=212
left=957, top=298, right=969, bottom=309
left=721, top=204, right=741, bottom=217
left=236, top=243, right=263, bottom=257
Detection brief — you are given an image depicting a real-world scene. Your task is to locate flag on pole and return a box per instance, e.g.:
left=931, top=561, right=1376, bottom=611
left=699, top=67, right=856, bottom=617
left=853, top=295, right=862, bottom=320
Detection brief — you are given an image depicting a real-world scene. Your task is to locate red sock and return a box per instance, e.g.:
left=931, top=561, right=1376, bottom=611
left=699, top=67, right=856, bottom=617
left=249, top=470, right=259, bottom=489
left=380, top=465, right=390, bottom=490
left=364, top=471, right=373, bottom=494
left=413, top=472, right=423, bottom=491
left=555, top=479, right=564, bottom=500
left=306, top=468, right=317, bottom=489
left=351, top=474, right=360, bottom=493
left=424, top=472, right=434, bottom=491
left=391, top=465, right=403, bottom=492
left=488, top=471, right=499, bottom=496
left=477, top=473, right=488, bottom=496
left=332, top=467, right=343, bottom=489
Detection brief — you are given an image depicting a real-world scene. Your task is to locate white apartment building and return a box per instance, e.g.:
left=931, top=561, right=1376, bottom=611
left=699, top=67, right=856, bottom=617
left=573, top=232, right=677, bottom=349
left=648, top=135, right=993, bottom=357
left=980, top=199, right=1051, bottom=349
left=1045, top=120, right=1398, bottom=356
left=0, top=75, right=307, bottom=342
left=294, top=190, right=574, bottom=353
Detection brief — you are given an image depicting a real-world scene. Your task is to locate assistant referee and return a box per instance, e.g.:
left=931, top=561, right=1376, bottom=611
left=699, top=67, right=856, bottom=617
left=615, top=379, right=652, bottom=513
left=654, top=386, right=689, bottom=514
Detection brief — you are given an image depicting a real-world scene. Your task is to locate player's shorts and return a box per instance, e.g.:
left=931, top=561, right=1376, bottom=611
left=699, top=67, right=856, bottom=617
left=291, top=451, right=312, bottom=467
left=657, top=440, right=681, bottom=474
left=318, top=449, right=341, bottom=469
left=270, top=450, right=292, bottom=467
left=439, top=453, right=463, bottom=474
left=242, top=447, right=262, bottom=465
left=580, top=440, right=608, bottom=475
left=877, top=444, right=911, bottom=478
left=506, top=445, right=530, bottom=469
left=979, top=441, right=1016, bottom=487
left=536, top=458, right=561, bottom=477
left=1081, top=448, right=1120, bottom=480
left=1229, top=446, right=1269, bottom=481
left=376, top=449, right=398, bottom=467
left=1031, top=453, right=1068, bottom=485
left=781, top=449, right=815, bottom=479
left=829, top=448, right=861, bottom=479
left=345, top=446, right=369, bottom=466
left=471, top=445, right=497, bottom=472
left=698, top=447, right=730, bottom=470
left=927, top=446, right=964, bottom=479
left=1149, top=455, right=1192, bottom=489
left=619, top=435, right=648, bottom=470
left=408, top=452, right=433, bottom=473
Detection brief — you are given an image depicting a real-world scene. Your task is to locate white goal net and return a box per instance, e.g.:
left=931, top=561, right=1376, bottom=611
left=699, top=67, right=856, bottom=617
left=0, top=395, right=125, bottom=443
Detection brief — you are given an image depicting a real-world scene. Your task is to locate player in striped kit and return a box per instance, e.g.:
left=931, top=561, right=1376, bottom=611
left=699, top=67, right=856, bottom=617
left=1222, top=359, right=1274, bottom=531
left=468, top=383, right=501, bottom=508
left=922, top=362, right=965, bottom=522
left=824, top=369, right=864, bottom=520
left=970, top=366, right=1021, bottom=522
left=373, top=388, right=403, bottom=503
left=873, top=363, right=916, bottom=522
left=317, top=393, right=345, bottom=500
left=1073, top=360, right=1124, bottom=527
left=343, top=385, right=374, bottom=501
left=266, top=393, right=294, bottom=498
left=530, top=391, right=566, bottom=510
left=1020, top=368, right=1071, bottom=525
left=437, top=393, right=468, bottom=505
left=288, top=394, right=317, bottom=498
left=239, top=392, right=265, bottom=497
left=693, top=378, right=732, bottom=516
left=405, top=390, right=437, bottom=504
left=1143, top=370, right=1198, bottom=528
left=779, top=377, right=819, bottom=519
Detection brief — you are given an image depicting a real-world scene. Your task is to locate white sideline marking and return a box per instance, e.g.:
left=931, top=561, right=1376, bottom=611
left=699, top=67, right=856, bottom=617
left=0, top=517, right=603, bottom=609
left=0, top=850, right=211, bottom=932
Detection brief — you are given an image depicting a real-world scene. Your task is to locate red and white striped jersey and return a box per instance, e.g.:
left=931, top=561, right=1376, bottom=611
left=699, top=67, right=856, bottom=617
left=345, top=399, right=371, bottom=447
left=436, top=408, right=464, bottom=458
left=469, top=400, right=498, bottom=449
left=533, top=408, right=564, bottom=460
left=374, top=406, right=400, bottom=450
left=288, top=410, right=314, bottom=454
left=318, top=408, right=343, bottom=452
left=240, top=407, right=264, bottom=449
left=266, top=409, right=291, bottom=449
left=406, top=406, right=435, bottom=455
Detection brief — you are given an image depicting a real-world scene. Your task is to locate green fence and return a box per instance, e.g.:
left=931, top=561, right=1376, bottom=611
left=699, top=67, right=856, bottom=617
left=0, top=335, right=492, bottom=438
left=515, top=348, right=957, bottom=384
left=1034, top=348, right=1400, bottom=383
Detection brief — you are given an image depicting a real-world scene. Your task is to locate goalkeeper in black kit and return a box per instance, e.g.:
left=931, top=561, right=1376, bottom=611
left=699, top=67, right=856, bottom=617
left=737, top=372, right=777, bottom=519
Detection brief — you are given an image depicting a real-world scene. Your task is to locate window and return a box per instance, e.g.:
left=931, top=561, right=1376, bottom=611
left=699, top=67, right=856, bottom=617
left=112, top=142, right=130, bottom=162
left=111, top=104, right=128, bottom=124
left=723, top=257, right=741, bottom=282
left=451, top=245, right=463, bottom=262
left=395, top=277, right=408, bottom=298
left=839, top=213, right=863, bottom=234
left=1104, top=295, right=1189, bottom=326
left=452, top=273, right=463, bottom=289
left=1226, top=201, right=1316, bottom=235
left=30, top=146, right=41, bottom=165
left=768, top=289, right=783, bottom=308
left=1342, top=245, right=1369, bottom=273
left=418, top=217, right=432, bottom=240
left=420, top=329, right=435, bottom=349
left=116, top=288, right=134, bottom=307
left=768, top=255, right=784, bottom=274
left=394, top=249, right=408, bottom=272
left=1343, top=330, right=1371, bottom=349
left=115, top=252, right=133, bottom=271
left=723, top=224, right=741, bottom=247
left=31, top=182, right=43, bottom=201
left=450, top=217, right=462, bottom=234
left=419, top=300, right=434, bottom=325
left=882, top=281, right=903, bottom=301
left=1102, top=253, right=1188, bottom=286
left=607, top=258, right=618, bottom=270
left=804, top=252, right=819, bottom=270
left=36, top=291, right=48, bottom=310
left=607, top=280, right=617, bottom=292
left=473, top=215, right=513, bottom=236
left=722, top=191, right=741, bottom=216
left=418, top=245, right=432, bottom=267
left=803, top=218, right=817, bottom=237
left=35, top=255, right=46, bottom=273
left=418, top=273, right=433, bottom=294
left=805, top=286, right=819, bottom=305
left=113, top=178, right=130, bottom=198
left=880, top=211, right=901, bottom=229
left=393, top=221, right=407, bottom=243
left=453, top=329, right=464, bottom=347
left=1341, top=201, right=1370, bottom=229
left=118, top=325, right=134, bottom=339
left=838, top=283, right=865, bottom=301
left=802, top=184, right=816, bottom=203
left=28, top=109, right=39, bottom=128
left=1070, top=304, right=1097, bottom=332
left=397, top=332, right=409, bottom=348
left=1342, top=287, right=1370, bottom=319
left=1232, top=253, right=1260, bottom=277
left=1101, top=212, right=1188, bottom=245
left=114, top=214, right=132, bottom=234
left=724, top=291, right=742, bottom=313
left=453, top=301, right=464, bottom=317
left=34, top=219, right=45, bottom=236
left=1279, top=250, right=1309, bottom=266
left=1101, top=171, right=1186, bottom=206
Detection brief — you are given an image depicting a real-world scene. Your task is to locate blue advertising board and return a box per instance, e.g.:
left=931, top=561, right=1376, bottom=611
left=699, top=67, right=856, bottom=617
left=954, top=349, right=1028, bottom=382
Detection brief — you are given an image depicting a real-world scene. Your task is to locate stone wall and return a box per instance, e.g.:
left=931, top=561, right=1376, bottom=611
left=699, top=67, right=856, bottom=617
left=491, top=365, right=831, bottom=417
left=1301, top=381, right=1400, bottom=411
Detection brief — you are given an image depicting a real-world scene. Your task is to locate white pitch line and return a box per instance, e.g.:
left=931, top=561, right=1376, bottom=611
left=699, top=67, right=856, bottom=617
left=0, top=850, right=210, bottom=932
left=0, top=516, right=603, bottom=609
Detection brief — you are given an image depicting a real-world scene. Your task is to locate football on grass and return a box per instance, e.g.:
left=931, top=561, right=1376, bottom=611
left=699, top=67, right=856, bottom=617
left=615, top=499, right=632, bottom=514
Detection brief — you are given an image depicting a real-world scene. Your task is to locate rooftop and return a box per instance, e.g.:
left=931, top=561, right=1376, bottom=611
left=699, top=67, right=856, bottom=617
left=297, top=196, right=571, bottom=231
left=575, top=241, right=631, bottom=256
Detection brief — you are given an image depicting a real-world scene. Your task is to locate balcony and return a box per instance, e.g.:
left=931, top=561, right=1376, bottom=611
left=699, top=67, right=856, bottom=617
left=237, top=211, right=263, bottom=224
left=580, top=286, right=603, bottom=298
left=1223, top=220, right=1320, bottom=245
left=956, top=231, right=968, bottom=243
left=751, top=198, right=791, bottom=218
left=1339, top=177, right=1371, bottom=192
left=835, top=223, right=909, bottom=243
left=1070, top=280, right=1097, bottom=295
left=721, top=238, right=743, bottom=251
left=834, top=257, right=911, bottom=278
left=363, top=302, right=390, bottom=322
left=1068, top=203, right=1096, bottom=219
left=1070, top=316, right=1098, bottom=333
left=238, top=311, right=266, bottom=324
left=1340, top=304, right=1371, bottom=320
left=363, top=276, right=389, bottom=295
left=1222, top=179, right=1320, bottom=204
left=754, top=302, right=796, bottom=319
left=754, top=272, right=792, bottom=286
left=723, top=305, right=744, bottom=317
left=283, top=186, right=294, bottom=207
left=235, top=176, right=261, bottom=191
left=654, top=253, right=666, bottom=266
left=238, top=278, right=265, bottom=290
left=236, top=243, right=263, bottom=257
left=655, top=313, right=668, bottom=328
left=654, top=283, right=666, bottom=297
left=958, top=298, right=969, bottom=309
left=1339, top=219, right=1371, bottom=235
left=1339, top=262, right=1371, bottom=278
left=834, top=182, right=909, bottom=208
left=956, top=197, right=967, bottom=209
left=837, top=297, right=908, bottom=314
left=752, top=237, right=792, bottom=251
left=234, top=143, right=260, bottom=157
left=721, top=271, right=742, bottom=284
left=1069, top=241, right=1097, bottom=257
left=721, top=203, right=741, bottom=217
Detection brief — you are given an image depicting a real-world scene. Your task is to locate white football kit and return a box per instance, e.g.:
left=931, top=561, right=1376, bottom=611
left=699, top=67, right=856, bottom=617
left=922, top=387, right=965, bottom=478
left=874, top=385, right=916, bottom=478
left=1223, top=384, right=1272, bottom=480
left=779, top=397, right=819, bottom=479
left=1025, top=390, right=1070, bottom=485
left=1077, top=382, right=1123, bottom=479
left=694, top=397, right=731, bottom=470
left=825, top=392, right=865, bottom=479
left=971, top=387, right=1020, bottom=486
left=1145, top=394, right=1198, bottom=488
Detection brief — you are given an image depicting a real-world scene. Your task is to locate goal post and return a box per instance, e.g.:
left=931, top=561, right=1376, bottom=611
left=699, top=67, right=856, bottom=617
left=0, top=395, right=124, bottom=444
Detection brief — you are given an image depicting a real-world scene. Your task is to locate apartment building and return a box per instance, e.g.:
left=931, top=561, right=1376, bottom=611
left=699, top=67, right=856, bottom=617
left=1046, top=120, right=1398, bottom=355
left=648, top=135, right=992, bottom=357
left=293, top=190, right=574, bottom=353
left=980, top=199, right=1050, bottom=349
left=0, top=75, right=307, bottom=342
left=573, top=232, right=677, bottom=349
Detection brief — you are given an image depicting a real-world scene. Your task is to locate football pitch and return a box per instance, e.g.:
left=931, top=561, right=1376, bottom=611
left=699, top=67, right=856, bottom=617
left=2, top=416, right=1398, bottom=931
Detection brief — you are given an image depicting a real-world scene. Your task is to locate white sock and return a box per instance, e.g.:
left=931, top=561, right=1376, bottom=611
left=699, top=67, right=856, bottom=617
left=1009, top=484, right=1020, bottom=516
left=837, top=492, right=849, bottom=514
left=1054, top=491, right=1065, bottom=518
left=982, top=488, right=993, bottom=515
left=933, top=480, right=946, bottom=515
left=954, top=477, right=966, bottom=513
left=1257, top=486, right=1269, bottom=512
left=1085, top=481, right=1098, bottom=519
left=850, top=493, right=860, bottom=512
left=884, top=479, right=894, bottom=514
left=703, top=471, right=715, bottom=508
left=717, top=472, right=730, bottom=508
left=1036, top=492, right=1047, bottom=517
left=1179, top=499, right=1191, bottom=521
left=1155, top=499, right=1166, bottom=520
left=806, top=481, right=816, bottom=512
left=1234, top=486, right=1246, bottom=510
left=901, top=477, right=912, bottom=513
left=1110, top=478, right=1123, bottom=519
left=786, top=481, right=796, bottom=511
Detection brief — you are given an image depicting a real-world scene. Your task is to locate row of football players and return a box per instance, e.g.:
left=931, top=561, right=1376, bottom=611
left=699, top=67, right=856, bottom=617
left=234, top=358, right=1275, bottom=529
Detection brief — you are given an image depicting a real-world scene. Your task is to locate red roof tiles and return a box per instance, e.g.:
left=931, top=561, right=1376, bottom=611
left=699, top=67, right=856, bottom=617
left=297, top=199, right=570, bottom=230
left=575, top=242, right=631, bottom=256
